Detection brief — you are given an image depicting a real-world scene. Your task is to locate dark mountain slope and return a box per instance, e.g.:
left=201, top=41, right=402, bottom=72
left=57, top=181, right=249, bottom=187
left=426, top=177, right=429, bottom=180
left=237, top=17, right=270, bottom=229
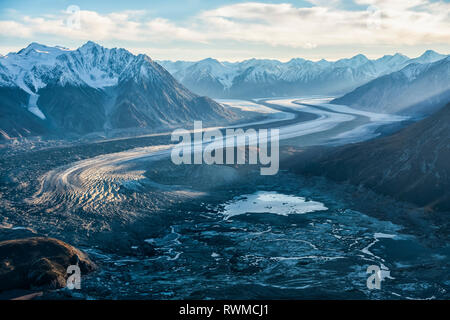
left=0, top=87, right=49, bottom=139
left=111, top=55, right=234, bottom=129
left=37, top=85, right=107, bottom=134
left=295, top=102, right=450, bottom=211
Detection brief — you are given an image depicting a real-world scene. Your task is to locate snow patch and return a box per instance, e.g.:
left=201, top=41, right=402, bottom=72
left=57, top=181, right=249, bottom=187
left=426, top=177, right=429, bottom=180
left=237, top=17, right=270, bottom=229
left=27, top=94, right=46, bottom=120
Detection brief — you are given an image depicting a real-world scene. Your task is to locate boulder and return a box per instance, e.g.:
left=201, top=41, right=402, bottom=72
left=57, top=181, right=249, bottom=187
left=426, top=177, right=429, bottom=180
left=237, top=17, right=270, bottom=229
left=0, top=237, right=96, bottom=292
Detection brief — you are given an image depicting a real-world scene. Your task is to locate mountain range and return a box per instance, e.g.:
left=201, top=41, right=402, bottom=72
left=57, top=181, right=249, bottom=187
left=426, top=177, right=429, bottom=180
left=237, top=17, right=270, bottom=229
left=158, top=50, right=448, bottom=99
left=0, top=42, right=235, bottom=140
left=1, top=42, right=449, bottom=141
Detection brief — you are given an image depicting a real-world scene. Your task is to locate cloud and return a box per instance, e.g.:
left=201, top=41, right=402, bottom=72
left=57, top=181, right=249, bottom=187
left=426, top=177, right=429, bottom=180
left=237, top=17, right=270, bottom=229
left=0, top=20, right=33, bottom=37
left=0, top=9, right=205, bottom=43
left=196, top=1, right=450, bottom=47
left=0, top=1, right=449, bottom=49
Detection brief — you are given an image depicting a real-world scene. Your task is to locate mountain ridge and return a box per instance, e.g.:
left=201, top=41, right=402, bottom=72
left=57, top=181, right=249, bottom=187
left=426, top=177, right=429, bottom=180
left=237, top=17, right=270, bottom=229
left=290, top=101, right=450, bottom=211
left=158, top=50, right=448, bottom=99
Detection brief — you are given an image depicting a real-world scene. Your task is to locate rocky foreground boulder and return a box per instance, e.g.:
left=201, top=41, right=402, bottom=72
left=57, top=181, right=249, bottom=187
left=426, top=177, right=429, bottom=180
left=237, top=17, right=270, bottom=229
left=0, top=237, right=96, bottom=292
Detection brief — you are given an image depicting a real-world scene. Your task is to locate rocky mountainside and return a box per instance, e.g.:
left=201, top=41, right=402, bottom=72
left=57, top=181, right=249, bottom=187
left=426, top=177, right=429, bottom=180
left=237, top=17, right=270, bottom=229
left=158, top=51, right=447, bottom=99
left=332, top=56, right=450, bottom=116
left=0, top=42, right=235, bottom=140
left=295, top=102, right=450, bottom=211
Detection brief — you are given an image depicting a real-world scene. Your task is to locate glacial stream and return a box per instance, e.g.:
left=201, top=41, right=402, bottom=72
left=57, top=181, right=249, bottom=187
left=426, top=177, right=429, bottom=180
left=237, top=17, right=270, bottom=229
left=81, top=176, right=450, bottom=299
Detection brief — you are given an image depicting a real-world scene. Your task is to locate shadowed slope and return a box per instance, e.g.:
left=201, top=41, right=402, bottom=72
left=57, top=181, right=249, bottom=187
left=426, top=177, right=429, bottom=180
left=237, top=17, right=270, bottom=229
left=293, top=102, right=450, bottom=211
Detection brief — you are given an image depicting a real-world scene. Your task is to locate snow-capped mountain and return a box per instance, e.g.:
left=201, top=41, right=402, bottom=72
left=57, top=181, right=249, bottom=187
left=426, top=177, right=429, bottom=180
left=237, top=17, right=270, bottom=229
left=158, top=51, right=447, bottom=99
left=169, top=58, right=237, bottom=98
left=332, top=56, right=450, bottom=116
left=402, top=49, right=447, bottom=66
left=0, top=42, right=235, bottom=139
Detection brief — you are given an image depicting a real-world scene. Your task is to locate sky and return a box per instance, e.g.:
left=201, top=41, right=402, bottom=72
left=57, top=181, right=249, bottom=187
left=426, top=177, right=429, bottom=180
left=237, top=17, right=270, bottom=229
left=0, top=0, right=449, bottom=61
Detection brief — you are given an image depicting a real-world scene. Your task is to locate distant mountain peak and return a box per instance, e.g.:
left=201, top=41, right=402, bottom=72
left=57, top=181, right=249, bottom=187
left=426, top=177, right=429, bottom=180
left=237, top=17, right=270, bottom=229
left=376, top=53, right=409, bottom=64
left=78, top=40, right=104, bottom=53
left=417, top=49, right=447, bottom=61
left=409, top=49, right=446, bottom=64
left=135, top=53, right=151, bottom=61
left=393, top=52, right=409, bottom=59
left=81, top=40, right=101, bottom=48
left=18, top=42, right=57, bottom=55
left=194, top=58, right=226, bottom=69
left=25, top=42, right=46, bottom=49
left=351, top=53, right=369, bottom=60
left=287, top=58, right=307, bottom=65
left=332, top=54, right=369, bottom=68
left=421, top=49, right=439, bottom=57
left=200, top=57, right=220, bottom=63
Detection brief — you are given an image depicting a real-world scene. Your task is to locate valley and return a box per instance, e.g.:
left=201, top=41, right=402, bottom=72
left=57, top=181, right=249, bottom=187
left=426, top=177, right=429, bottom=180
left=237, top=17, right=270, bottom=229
left=1, top=98, right=448, bottom=299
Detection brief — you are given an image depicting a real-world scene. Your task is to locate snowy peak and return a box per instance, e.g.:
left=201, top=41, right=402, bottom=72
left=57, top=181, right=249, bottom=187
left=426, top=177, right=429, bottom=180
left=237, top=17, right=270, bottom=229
left=0, top=41, right=142, bottom=91
left=179, top=57, right=237, bottom=89
left=198, top=57, right=222, bottom=65
left=78, top=40, right=101, bottom=51
left=352, top=53, right=369, bottom=61
left=119, top=53, right=164, bottom=83
left=287, top=58, right=307, bottom=65
left=420, top=49, right=443, bottom=59
left=76, top=41, right=105, bottom=58
left=188, top=58, right=231, bottom=75
left=376, top=53, right=409, bottom=64
left=58, top=43, right=137, bottom=88
left=17, top=42, right=71, bottom=57
left=334, top=54, right=369, bottom=68
left=392, top=52, right=409, bottom=60
left=409, top=50, right=447, bottom=64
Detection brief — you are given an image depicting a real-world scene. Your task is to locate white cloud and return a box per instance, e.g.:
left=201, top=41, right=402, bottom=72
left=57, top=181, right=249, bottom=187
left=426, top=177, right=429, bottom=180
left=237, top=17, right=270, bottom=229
left=0, top=20, right=33, bottom=37
left=0, top=10, right=205, bottom=43
left=196, top=1, right=450, bottom=47
left=353, top=0, right=427, bottom=10
left=0, top=1, right=449, bottom=49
